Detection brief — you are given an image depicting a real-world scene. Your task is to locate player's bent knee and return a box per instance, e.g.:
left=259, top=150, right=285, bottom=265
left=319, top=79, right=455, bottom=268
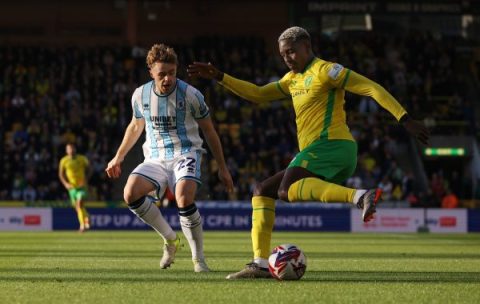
left=277, top=188, right=290, bottom=202
left=253, top=182, right=269, bottom=197
left=123, top=188, right=139, bottom=205
left=176, top=197, right=194, bottom=208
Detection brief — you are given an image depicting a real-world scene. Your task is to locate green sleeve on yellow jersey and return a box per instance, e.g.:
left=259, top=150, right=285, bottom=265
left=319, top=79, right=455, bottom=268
left=343, top=71, right=407, bottom=121
left=277, top=73, right=291, bottom=97
left=219, top=73, right=290, bottom=103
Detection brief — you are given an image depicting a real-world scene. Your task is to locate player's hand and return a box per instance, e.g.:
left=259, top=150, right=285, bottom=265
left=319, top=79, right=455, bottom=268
left=402, top=117, right=430, bottom=146
left=187, top=62, right=224, bottom=81
left=105, top=157, right=123, bottom=179
left=218, top=167, right=234, bottom=193
left=64, top=183, right=73, bottom=190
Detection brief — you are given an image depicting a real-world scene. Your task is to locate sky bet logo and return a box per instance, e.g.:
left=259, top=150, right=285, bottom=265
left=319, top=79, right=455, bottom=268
left=426, top=216, right=457, bottom=227
left=7, top=215, right=42, bottom=225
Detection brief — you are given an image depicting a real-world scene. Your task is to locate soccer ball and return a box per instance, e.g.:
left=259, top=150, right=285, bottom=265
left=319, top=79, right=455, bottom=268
left=268, top=244, right=307, bottom=280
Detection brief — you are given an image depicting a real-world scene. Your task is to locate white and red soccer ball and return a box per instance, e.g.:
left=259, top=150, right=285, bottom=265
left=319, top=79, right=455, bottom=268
left=268, top=244, right=307, bottom=280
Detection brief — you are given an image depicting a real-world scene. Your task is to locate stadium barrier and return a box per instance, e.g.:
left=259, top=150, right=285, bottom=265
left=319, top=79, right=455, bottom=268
left=468, top=209, right=480, bottom=232
left=0, top=207, right=52, bottom=231
left=0, top=203, right=477, bottom=232
left=351, top=208, right=468, bottom=233
left=52, top=205, right=350, bottom=231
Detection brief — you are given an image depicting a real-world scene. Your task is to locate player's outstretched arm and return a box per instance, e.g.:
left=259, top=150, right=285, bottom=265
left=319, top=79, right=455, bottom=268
left=188, top=62, right=288, bottom=103
left=197, top=116, right=234, bottom=193
left=106, top=117, right=145, bottom=179
left=344, top=71, right=430, bottom=145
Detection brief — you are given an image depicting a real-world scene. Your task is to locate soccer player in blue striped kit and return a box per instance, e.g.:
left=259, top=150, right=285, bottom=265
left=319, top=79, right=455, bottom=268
left=106, top=43, right=234, bottom=272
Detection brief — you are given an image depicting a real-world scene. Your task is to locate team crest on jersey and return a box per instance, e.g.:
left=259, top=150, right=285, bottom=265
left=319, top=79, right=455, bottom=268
left=328, top=63, right=344, bottom=80
left=304, top=76, right=313, bottom=88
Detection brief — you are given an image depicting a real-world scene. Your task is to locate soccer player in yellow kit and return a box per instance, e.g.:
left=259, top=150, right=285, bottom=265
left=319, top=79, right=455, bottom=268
left=59, top=143, right=91, bottom=233
left=188, top=26, right=430, bottom=279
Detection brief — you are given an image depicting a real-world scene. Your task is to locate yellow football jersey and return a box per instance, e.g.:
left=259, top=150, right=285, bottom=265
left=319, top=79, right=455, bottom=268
left=59, top=154, right=89, bottom=188
left=220, top=57, right=407, bottom=151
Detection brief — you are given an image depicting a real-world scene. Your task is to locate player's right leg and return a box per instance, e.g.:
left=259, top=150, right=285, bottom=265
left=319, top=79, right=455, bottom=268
left=124, top=171, right=180, bottom=269
left=356, top=188, right=383, bottom=222
left=226, top=170, right=285, bottom=280
left=75, top=199, right=86, bottom=233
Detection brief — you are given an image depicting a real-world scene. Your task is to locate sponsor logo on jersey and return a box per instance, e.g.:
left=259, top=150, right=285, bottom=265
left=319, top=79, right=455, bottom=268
left=151, top=116, right=177, bottom=132
left=291, top=89, right=309, bottom=97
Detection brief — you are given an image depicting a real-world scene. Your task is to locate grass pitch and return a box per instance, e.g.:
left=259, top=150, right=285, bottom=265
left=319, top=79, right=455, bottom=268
left=1, top=231, right=479, bottom=304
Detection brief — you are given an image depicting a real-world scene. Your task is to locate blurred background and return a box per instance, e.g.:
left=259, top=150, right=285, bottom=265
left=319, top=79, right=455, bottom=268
left=1, top=0, right=480, bottom=231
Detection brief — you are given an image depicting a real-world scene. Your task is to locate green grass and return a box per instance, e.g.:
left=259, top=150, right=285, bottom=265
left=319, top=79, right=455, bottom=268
left=1, top=232, right=480, bottom=304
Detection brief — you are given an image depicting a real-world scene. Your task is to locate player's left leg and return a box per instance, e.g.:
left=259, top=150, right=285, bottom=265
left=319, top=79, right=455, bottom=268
left=77, top=188, right=90, bottom=230
left=69, top=189, right=86, bottom=233
left=172, top=151, right=209, bottom=272
left=277, top=139, right=381, bottom=222
left=175, top=179, right=209, bottom=272
left=278, top=166, right=357, bottom=203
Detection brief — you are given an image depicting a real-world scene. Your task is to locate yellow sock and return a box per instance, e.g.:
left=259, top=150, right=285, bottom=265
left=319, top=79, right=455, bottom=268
left=287, top=177, right=356, bottom=203
left=82, top=208, right=90, bottom=228
left=76, top=207, right=85, bottom=228
left=251, top=196, right=275, bottom=259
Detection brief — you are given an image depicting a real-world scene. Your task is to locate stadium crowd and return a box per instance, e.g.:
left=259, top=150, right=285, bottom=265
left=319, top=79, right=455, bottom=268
left=0, top=30, right=475, bottom=206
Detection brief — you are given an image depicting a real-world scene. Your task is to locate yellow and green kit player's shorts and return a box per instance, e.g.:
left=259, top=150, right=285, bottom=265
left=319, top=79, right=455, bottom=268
left=68, top=187, right=88, bottom=205
left=288, top=139, right=357, bottom=184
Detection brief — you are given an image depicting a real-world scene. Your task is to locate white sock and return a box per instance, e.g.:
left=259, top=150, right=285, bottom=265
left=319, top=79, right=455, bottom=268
left=129, top=196, right=176, bottom=242
left=353, top=189, right=367, bottom=204
left=179, top=204, right=204, bottom=260
left=253, top=257, right=268, bottom=269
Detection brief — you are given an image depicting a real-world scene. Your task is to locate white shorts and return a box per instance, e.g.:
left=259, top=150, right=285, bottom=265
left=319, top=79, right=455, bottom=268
left=131, top=150, right=203, bottom=199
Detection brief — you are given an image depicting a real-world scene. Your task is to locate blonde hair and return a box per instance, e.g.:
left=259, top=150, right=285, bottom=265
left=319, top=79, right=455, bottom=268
left=278, top=26, right=311, bottom=43
left=146, top=43, right=178, bottom=68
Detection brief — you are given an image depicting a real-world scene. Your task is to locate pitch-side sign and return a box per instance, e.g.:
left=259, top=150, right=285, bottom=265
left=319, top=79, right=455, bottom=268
left=0, top=207, right=52, bottom=231
left=351, top=208, right=467, bottom=233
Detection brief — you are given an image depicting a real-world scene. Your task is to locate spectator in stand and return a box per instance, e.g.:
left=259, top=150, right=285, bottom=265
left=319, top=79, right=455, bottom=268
left=441, top=189, right=459, bottom=209
left=0, top=30, right=475, bottom=201
left=430, top=172, right=446, bottom=205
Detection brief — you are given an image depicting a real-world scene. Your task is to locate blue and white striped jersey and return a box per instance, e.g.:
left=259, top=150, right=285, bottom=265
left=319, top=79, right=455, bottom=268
left=131, top=79, right=210, bottom=160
